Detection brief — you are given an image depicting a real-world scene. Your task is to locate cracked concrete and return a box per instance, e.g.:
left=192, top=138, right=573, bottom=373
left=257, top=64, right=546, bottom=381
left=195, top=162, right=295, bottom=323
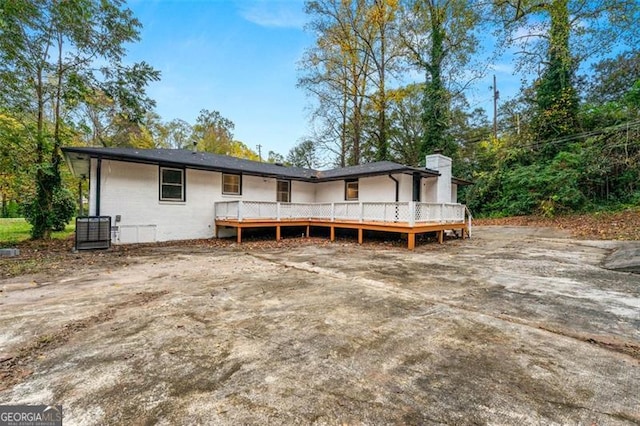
left=0, top=226, right=638, bottom=425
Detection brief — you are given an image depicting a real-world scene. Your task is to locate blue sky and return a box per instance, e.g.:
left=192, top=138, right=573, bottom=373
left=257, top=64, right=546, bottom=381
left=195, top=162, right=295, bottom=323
left=126, top=0, right=314, bottom=157
left=125, top=0, right=522, bottom=157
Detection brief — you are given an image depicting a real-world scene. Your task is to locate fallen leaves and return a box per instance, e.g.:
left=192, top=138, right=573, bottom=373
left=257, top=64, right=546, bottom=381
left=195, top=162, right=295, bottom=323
left=474, top=207, right=640, bottom=241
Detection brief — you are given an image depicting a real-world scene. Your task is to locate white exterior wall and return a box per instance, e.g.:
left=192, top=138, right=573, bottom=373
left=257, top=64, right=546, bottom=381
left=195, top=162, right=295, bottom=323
left=315, top=176, right=403, bottom=202
left=397, top=174, right=413, bottom=202
left=422, top=177, right=437, bottom=203
left=291, top=181, right=315, bottom=203
left=97, top=160, right=217, bottom=243
left=89, top=160, right=326, bottom=244
left=358, top=175, right=396, bottom=202
left=451, top=184, right=458, bottom=203
left=314, top=181, right=344, bottom=202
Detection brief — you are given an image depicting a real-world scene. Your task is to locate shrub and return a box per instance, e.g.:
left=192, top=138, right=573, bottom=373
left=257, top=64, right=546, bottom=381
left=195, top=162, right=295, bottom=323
left=24, top=187, right=76, bottom=236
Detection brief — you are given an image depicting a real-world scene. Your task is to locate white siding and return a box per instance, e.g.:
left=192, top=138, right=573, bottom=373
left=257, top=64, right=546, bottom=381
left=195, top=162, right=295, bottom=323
left=451, top=183, right=458, bottom=203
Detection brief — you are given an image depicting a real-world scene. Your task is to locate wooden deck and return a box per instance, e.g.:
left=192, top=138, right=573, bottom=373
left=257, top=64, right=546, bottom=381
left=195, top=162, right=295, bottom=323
left=215, top=218, right=469, bottom=250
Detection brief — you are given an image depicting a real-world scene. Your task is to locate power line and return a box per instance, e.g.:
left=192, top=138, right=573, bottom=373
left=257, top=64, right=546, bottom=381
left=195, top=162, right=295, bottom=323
left=465, top=119, right=640, bottom=149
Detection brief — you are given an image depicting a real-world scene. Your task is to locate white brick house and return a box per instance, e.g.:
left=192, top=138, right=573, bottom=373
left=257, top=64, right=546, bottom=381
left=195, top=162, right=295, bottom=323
left=63, top=147, right=470, bottom=246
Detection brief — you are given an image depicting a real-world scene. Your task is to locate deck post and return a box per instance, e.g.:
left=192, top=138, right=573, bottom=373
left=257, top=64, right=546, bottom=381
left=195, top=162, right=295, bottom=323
left=331, top=203, right=335, bottom=222
left=358, top=228, right=363, bottom=244
left=359, top=203, right=364, bottom=223
left=306, top=225, right=310, bottom=237
left=408, top=233, right=415, bottom=250
left=440, top=203, right=444, bottom=222
left=330, top=226, right=335, bottom=241
left=276, top=225, right=281, bottom=241
left=238, top=201, right=243, bottom=222
left=409, top=201, right=415, bottom=227
left=438, top=230, right=444, bottom=244
left=237, top=227, right=242, bottom=244
left=276, top=202, right=281, bottom=221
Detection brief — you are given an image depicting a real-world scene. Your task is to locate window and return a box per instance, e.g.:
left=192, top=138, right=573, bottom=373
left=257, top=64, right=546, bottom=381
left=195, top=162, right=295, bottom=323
left=277, top=180, right=290, bottom=202
left=160, top=167, right=184, bottom=201
left=222, top=173, right=241, bottom=195
left=345, top=180, right=359, bottom=200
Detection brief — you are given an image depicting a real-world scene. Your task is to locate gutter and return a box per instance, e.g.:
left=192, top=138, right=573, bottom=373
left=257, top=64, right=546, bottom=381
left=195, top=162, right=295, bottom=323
left=95, top=157, right=102, bottom=216
left=388, top=175, right=399, bottom=202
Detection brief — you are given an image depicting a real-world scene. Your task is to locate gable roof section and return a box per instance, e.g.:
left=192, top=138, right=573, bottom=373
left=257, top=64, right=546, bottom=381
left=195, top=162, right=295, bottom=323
left=62, top=147, right=444, bottom=182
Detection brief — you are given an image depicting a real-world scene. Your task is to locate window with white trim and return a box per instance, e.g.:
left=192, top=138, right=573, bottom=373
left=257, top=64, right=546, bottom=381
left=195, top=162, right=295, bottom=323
left=160, top=167, right=185, bottom=201
left=277, top=180, right=290, bottom=202
left=345, top=180, right=359, bottom=200
left=222, top=173, right=241, bottom=195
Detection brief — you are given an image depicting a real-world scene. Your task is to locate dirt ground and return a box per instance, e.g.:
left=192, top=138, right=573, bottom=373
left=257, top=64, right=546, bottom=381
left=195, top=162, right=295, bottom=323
left=0, top=226, right=638, bottom=425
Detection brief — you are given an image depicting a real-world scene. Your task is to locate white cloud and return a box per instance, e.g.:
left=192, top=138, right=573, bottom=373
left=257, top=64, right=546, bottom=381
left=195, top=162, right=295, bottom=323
left=238, top=1, right=307, bottom=29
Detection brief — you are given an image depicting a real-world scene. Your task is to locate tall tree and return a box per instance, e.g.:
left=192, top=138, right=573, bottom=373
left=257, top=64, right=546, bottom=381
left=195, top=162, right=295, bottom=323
left=300, top=0, right=375, bottom=166
left=494, top=0, right=640, bottom=157
left=0, top=0, right=159, bottom=238
left=191, top=109, right=259, bottom=160
left=357, top=0, right=403, bottom=161
left=401, top=0, right=486, bottom=162
left=386, top=83, right=424, bottom=166
left=192, top=109, right=235, bottom=153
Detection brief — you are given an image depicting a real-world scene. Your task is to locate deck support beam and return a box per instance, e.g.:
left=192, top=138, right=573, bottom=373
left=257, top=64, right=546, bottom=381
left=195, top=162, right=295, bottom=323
left=408, top=233, right=415, bottom=250
left=215, top=219, right=467, bottom=250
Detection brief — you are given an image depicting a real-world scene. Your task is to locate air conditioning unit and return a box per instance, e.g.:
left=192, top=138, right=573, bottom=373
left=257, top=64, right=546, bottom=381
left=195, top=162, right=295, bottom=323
left=75, top=216, right=112, bottom=250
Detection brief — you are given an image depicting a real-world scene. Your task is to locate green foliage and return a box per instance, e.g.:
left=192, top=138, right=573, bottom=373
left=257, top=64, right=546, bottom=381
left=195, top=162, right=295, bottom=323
left=1, top=200, right=20, bottom=218
left=0, top=0, right=158, bottom=239
left=287, top=140, right=319, bottom=168
left=467, top=149, right=587, bottom=217
left=24, top=187, right=76, bottom=238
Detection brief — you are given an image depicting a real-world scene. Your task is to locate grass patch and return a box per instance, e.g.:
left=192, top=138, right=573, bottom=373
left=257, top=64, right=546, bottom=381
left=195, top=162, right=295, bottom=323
left=0, top=218, right=75, bottom=247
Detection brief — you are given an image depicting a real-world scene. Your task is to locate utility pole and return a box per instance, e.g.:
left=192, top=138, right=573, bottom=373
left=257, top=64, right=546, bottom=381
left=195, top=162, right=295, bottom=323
left=492, top=74, right=499, bottom=140
left=256, top=144, right=262, bottom=162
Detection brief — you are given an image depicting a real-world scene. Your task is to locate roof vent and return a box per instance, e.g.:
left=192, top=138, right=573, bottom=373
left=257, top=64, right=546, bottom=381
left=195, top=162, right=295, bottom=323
left=275, top=162, right=284, bottom=167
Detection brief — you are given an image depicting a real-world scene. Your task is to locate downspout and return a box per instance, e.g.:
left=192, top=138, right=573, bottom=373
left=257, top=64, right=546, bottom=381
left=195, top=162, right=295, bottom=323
left=388, top=175, right=399, bottom=202
left=96, top=157, right=102, bottom=216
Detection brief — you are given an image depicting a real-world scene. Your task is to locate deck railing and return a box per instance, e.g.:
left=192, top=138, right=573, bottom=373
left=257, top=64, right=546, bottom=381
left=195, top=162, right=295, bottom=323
left=215, top=200, right=468, bottom=226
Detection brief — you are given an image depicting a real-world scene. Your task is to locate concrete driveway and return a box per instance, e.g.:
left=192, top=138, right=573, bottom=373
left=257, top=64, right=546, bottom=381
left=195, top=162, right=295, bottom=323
left=1, top=226, right=638, bottom=424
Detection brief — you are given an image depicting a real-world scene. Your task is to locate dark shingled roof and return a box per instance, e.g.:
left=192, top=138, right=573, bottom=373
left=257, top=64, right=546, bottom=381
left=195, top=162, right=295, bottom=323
left=62, top=147, right=316, bottom=180
left=318, top=161, right=439, bottom=180
left=62, top=147, right=471, bottom=183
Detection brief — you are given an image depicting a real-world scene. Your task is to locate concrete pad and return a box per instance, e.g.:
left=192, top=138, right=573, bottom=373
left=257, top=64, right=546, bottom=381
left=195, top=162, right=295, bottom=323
left=0, top=227, right=638, bottom=425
